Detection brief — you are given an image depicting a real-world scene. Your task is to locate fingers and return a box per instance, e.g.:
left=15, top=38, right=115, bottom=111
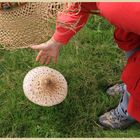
left=52, top=55, right=58, bottom=64
left=31, top=43, right=47, bottom=50
left=36, top=51, right=47, bottom=64
left=40, top=56, right=57, bottom=65
left=35, top=47, right=59, bottom=65
left=46, top=56, right=51, bottom=65
left=40, top=56, right=51, bottom=65
left=36, top=50, right=43, bottom=62
left=36, top=51, right=55, bottom=65
left=40, top=56, right=47, bottom=65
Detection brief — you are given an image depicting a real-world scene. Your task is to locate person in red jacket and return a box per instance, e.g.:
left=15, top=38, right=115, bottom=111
left=31, top=2, right=140, bottom=129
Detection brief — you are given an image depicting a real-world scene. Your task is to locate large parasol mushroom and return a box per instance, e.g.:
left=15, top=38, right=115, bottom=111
left=23, top=66, right=68, bottom=106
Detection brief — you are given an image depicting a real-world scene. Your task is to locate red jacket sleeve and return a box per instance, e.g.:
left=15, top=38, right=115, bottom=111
left=52, top=2, right=98, bottom=45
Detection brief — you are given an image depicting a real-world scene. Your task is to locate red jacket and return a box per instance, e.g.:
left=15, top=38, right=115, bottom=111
left=53, top=2, right=140, bottom=45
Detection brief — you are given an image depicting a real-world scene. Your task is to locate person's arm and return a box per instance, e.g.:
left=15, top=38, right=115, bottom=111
left=52, top=2, right=97, bottom=45
left=31, top=2, right=98, bottom=65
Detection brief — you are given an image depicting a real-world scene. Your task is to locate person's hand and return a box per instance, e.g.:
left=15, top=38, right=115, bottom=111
left=31, top=38, right=63, bottom=65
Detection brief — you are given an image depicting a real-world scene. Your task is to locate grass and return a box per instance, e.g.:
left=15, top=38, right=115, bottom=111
left=0, top=15, right=140, bottom=137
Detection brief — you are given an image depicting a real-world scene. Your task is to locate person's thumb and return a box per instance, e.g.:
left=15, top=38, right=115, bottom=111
left=31, top=43, right=49, bottom=50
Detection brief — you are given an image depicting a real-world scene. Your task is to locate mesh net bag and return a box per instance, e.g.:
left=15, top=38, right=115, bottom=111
left=0, top=2, right=64, bottom=50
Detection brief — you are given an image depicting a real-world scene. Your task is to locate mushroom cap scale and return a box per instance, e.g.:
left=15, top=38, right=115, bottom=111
left=23, top=66, right=67, bottom=106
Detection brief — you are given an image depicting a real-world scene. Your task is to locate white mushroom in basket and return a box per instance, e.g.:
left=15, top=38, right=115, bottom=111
left=23, top=66, right=68, bottom=106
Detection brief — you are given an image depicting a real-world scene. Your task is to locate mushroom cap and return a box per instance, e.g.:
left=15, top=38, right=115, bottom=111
left=23, top=66, right=68, bottom=106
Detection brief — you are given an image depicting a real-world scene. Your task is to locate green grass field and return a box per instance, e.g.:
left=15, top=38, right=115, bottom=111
left=0, top=15, right=140, bottom=138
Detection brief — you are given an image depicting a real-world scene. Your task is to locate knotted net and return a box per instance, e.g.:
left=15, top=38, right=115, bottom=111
left=0, top=2, right=64, bottom=50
